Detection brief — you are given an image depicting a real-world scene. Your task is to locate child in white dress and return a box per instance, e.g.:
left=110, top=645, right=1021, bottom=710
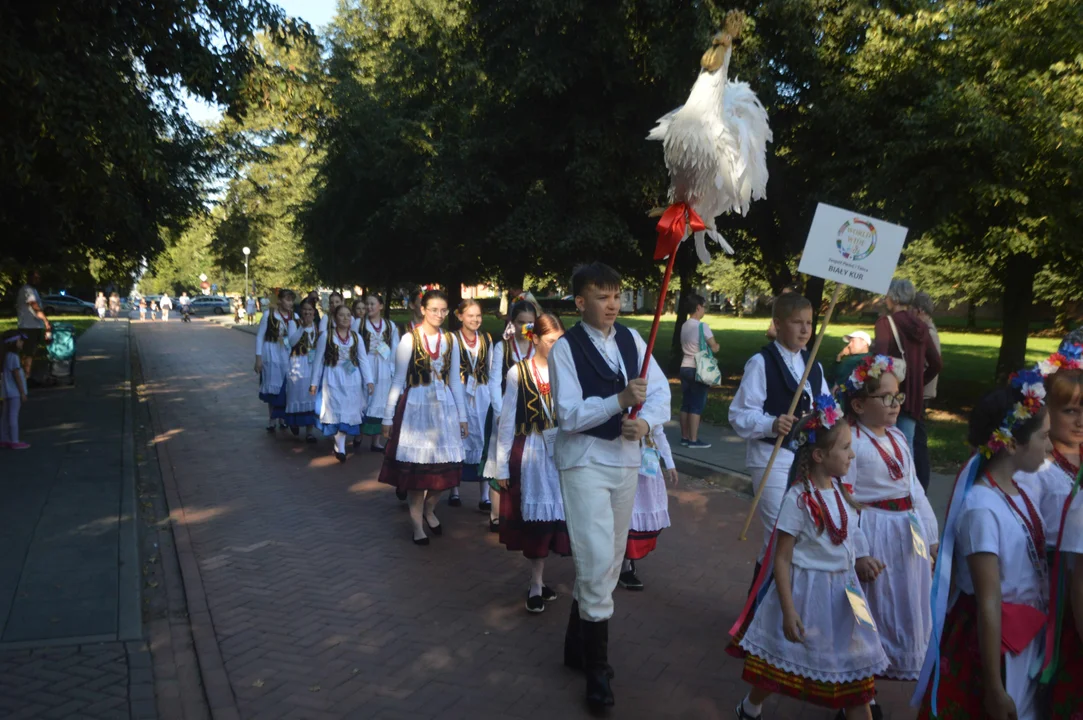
left=494, top=314, right=570, bottom=613
left=448, top=299, right=498, bottom=509
left=617, top=422, right=676, bottom=591
left=284, top=301, right=320, bottom=443
left=379, top=290, right=468, bottom=545
left=733, top=395, right=888, bottom=720
left=359, top=294, right=399, bottom=453
left=309, top=304, right=371, bottom=463
left=480, top=299, right=537, bottom=531
left=255, top=289, right=297, bottom=432
left=840, top=355, right=938, bottom=684
left=915, top=374, right=1052, bottom=720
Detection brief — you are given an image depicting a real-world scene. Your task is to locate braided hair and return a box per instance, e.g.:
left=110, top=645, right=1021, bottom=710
left=786, top=414, right=862, bottom=533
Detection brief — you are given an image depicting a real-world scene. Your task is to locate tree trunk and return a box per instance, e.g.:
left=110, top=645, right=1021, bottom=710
left=805, top=276, right=826, bottom=337
left=966, top=301, right=977, bottom=330
left=668, top=242, right=698, bottom=373
left=383, top=282, right=394, bottom=320
left=995, top=254, right=1039, bottom=383
left=444, top=274, right=464, bottom=331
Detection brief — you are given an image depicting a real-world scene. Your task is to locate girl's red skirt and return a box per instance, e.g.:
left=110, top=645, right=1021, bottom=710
left=497, top=435, right=571, bottom=560
left=378, top=391, right=462, bottom=493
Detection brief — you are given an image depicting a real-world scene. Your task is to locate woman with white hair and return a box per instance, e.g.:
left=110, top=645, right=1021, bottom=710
left=872, top=278, right=942, bottom=454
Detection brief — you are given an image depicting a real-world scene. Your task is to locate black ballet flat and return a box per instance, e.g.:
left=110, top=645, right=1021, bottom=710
left=305, top=435, right=317, bottom=444
left=478, top=500, right=492, bottom=512
left=413, top=535, right=430, bottom=546
left=395, top=489, right=408, bottom=501
left=290, top=426, right=300, bottom=437
left=425, top=519, right=443, bottom=536
left=334, top=451, right=347, bottom=463
left=489, top=520, right=500, bottom=534
left=448, top=496, right=462, bottom=507
left=371, top=444, right=386, bottom=454
left=352, top=437, right=362, bottom=448
left=265, top=425, right=276, bottom=433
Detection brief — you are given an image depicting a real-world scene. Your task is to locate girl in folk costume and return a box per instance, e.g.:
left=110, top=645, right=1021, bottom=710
left=308, top=304, right=371, bottom=463
left=617, top=423, right=677, bottom=592
left=379, top=289, right=469, bottom=545
left=349, top=297, right=366, bottom=333
left=732, top=396, right=888, bottom=720
left=448, top=300, right=498, bottom=509
left=481, top=299, right=538, bottom=532
left=914, top=374, right=1052, bottom=720
left=839, top=355, right=938, bottom=691
left=283, top=300, right=321, bottom=443
left=494, top=314, right=570, bottom=614
left=1022, top=343, right=1083, bottom=718
left=399, top=288, right=424, bottom=336
left=255, top=289, right=297, bottom=432
left=347, top=297, right=373, bottom=450
left=1019, top=343, right=1083, bottom=550
left=317, top=291, right=344, bottom=335
left=359, top=294, right=399, bottom=453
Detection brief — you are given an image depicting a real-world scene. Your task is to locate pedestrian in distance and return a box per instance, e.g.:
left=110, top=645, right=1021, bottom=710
left=1, top=330, right=31, bottom=449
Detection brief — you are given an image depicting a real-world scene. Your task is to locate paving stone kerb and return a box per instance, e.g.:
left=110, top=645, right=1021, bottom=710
left=135, top=319, right=918, bottom=719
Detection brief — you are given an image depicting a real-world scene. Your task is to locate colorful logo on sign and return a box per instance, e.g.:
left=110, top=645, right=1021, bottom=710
left=836, top=218, right=877, bottom=262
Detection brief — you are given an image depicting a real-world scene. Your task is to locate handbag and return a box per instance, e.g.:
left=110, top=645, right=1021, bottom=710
left=694, top=322, right=722, bottom=387
left=886, top=315, right=909, bottom=379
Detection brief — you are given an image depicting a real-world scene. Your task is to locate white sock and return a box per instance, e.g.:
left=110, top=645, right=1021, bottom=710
left=480, top=484, right=491, bottom=502
left=528, top=582, right=543, bottom=597
left=334, top=433, right=346, bottom=454
left=741, top=695, right=762, bottom=718
left=869, top=699, right=877, bottom=705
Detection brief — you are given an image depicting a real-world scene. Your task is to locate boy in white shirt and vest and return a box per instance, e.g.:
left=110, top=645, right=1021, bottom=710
left=729, top=292, right=830, bottom=580
left=550, top=262, right=670, bottom=713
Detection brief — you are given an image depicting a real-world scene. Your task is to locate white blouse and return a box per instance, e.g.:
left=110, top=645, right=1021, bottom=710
left=776, top=481, right=870, bottom=572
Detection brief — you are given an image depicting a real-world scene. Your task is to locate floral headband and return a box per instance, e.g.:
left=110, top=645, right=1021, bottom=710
left=1036, top=342, right=1083, bottom=378
left=521, top=323, right=537, bottom=343
left=980, top=369, right=1046, bottom=459
left=844, top=354, right=901, bottom=395
left=791, top=393, right=842, bottom=450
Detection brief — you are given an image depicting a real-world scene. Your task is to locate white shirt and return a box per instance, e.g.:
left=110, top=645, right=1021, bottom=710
left=728, top=341, right=830, bottom=469
left=382, top=330, right=468, bottom=424
left=16, top=284, right=44, bottom=329
left=1016, top=458, right=1076, bottom=547
left=160, top=295, right=172, bottom=309
left=776, top=481, right=870, bottom=572
left=550, top=321, right=670, bottom=470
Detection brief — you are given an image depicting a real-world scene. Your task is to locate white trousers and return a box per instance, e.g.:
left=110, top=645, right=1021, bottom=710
left=749, top=464, right=791, bottom=561
left=560, top=464, right=638, bottom=622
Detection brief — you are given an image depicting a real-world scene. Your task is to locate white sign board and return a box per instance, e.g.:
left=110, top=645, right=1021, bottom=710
left=797, top=203, right=908, bottom=295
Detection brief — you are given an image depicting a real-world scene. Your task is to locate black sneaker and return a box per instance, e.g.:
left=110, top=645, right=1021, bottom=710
left=618, top=563, right=644, bottom=591
left=686, top=439, right=712, bottom=449
left=540, top=586, right=558, bottom=602
left=448, top=495, right=462, bottom=507
left=525, top=593, right=545, bottom=614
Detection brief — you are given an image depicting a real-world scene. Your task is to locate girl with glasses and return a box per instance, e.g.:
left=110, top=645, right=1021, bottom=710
left=378, top=289, right=469, bottom=545
left=839, top=355, right=939, bottom=710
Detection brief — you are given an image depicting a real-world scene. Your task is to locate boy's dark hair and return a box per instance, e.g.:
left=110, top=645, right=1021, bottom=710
left=683, top=293, right=706, bottom=314
left=278, top=289, right=295, bottom=301
left=968, top=386, right=1047, bottom=451
left=772, top=293, right=812, bottom=323
left=572, top=262, right=622, bottom=298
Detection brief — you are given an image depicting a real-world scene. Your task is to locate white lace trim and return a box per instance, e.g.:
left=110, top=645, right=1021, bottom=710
left=630, top=508, right=671, bottom=533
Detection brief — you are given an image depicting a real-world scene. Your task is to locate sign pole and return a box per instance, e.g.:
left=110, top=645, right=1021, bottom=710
left=738, top=282, right=843, bottom=541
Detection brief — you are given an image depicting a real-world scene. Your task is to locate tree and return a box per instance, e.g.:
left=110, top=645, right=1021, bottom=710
left=819, top=0, right=1083, bottom=379
left=0, top=1, right=310, bottom=283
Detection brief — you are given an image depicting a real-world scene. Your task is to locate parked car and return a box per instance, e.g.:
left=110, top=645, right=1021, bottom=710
left=187, top=296, right=231, bottom=315
left=40, top=294, right=97, bottom=316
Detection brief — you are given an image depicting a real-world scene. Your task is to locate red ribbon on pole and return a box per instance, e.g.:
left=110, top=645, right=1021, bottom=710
left=629, top=203, right=703, bottom=419
left=654, top=202, right=706, bottom=260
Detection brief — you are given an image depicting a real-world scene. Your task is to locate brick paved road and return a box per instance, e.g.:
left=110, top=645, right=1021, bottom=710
left=135, top=320, right=918, bottom=720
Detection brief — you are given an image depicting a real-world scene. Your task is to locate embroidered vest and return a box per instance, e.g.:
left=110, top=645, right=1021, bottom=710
left=406, top=329, right=454, bottom=387
left=500, top=338, right=531, bottom=393
left=564, top=322, right=639, bottom=441
left=362, top=319, right=392, bottom=353
left=264, top=311, right=291, bottom=344
left=324, top=330, right=362, bottom=368
left=291, top=327, right=319, bottom=357
left=513, top=360, right=555, bottom=436
left=759, top=343, right=824, bottom=445
left=459, top=331, right=492, bottom=387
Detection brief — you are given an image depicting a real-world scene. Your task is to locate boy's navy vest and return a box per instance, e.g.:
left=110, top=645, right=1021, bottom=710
left=759, top=343, right=823, bottom=445
left=564, top=322, right=639, bottom=441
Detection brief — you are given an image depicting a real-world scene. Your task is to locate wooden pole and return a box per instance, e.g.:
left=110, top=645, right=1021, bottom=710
left=629, top=249, right=679, bottom=420
left=738, top=282, right=843, bottom=541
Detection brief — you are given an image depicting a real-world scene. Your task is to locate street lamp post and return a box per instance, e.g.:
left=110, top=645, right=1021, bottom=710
left=242, top=247, right=251, bottom=305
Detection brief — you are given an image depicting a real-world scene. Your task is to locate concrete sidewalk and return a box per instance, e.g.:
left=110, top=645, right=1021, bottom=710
left=0, top=320, right=156, bottom=720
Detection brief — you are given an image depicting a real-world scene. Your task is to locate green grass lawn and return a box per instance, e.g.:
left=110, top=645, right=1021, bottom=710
left=0, top=315, right=99, bottom=337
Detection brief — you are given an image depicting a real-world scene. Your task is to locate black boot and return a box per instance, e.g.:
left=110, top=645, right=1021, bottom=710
left=563, top=601, right=583, bottom=671
left=581, top=619, right=615, bottom=712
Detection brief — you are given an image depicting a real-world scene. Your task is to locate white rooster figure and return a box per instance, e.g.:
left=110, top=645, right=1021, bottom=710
left=648, top=10, right=772, bottom=263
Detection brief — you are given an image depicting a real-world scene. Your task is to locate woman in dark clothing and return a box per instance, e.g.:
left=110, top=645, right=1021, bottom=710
left=872, top=278, right=942, bottom=459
